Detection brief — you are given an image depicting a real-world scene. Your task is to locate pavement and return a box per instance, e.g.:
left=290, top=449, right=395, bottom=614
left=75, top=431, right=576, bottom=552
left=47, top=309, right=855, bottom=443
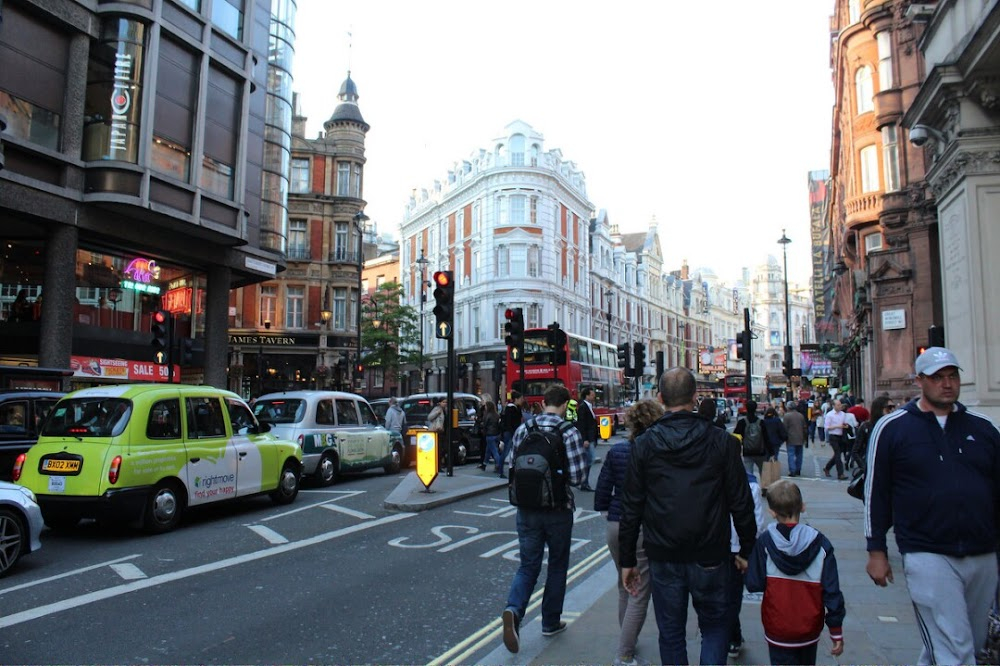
left=384, top=439, right=922, bottom=665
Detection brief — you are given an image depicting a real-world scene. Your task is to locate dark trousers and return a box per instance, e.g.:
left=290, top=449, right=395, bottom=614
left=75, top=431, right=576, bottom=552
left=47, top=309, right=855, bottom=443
left=725, top=555, right=744, bottom=645
left=769, top=642, right=818, bottom=665
left=824, top=434, right=845, bottom=477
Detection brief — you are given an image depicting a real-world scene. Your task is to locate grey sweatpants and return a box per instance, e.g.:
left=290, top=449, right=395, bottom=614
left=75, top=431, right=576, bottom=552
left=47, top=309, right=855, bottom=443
left=607, top=520, right=652, bottom=660
left=902, top=551, right=998, bottom=665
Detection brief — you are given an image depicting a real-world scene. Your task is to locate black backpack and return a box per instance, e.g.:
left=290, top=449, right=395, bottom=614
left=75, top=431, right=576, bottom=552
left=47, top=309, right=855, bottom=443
left=508, top=418, right=573, bottom=509
left=742, top=418, right=766, bottom=457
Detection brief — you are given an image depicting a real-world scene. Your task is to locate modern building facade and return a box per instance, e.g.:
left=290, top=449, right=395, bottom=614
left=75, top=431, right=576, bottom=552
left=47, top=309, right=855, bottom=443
left=903, top=0, right=1000, bottom=420
left=826, top=0, right=940, bottom=402
left=0, top=0, right=292, bottom=390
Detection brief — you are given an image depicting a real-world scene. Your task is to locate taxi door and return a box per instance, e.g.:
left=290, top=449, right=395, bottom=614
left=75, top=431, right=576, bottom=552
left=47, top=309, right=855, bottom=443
left=333, top=398, right=368, bottom=466
left=227, top=398, right=270, bottom=496
left=182, top=396, right=239, bottom=505
left=357, top=399, right=390, bottom=462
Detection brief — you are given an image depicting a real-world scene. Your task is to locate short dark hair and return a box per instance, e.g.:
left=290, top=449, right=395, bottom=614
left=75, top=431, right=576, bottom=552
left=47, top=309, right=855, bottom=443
left=580, top=387, right=592, bottom=401
left=658, top=367, right=696, bottom=408
left=543, top=384, right=571, bottom=408
left=511, top=390, right=522, bottom=401
left=698, top=397, right=716, bottom=420
left=745, top=400, right=758, bottom=414
left=766, top=479, right=803, bottom=518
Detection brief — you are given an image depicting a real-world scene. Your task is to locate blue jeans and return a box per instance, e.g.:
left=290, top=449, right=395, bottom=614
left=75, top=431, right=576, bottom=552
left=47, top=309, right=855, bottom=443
left=725, top=555, right=745, bottom=644
left=485, top=435, right=502, bottom=473
left=505, top=508, right=574, bottom=631
left=649, top=559, right=729, bottom=666
left=787, top=444, right=803, bottom=475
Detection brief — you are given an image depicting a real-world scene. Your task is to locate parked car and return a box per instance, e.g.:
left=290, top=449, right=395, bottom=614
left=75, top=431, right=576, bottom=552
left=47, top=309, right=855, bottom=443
left=0, top=391, right=65, bottom=482
left=13, top=384, right=302, bottom=533
left=252, top=390, right=404, bottom=485
left=0, top=480, right=43, bottom=577
left=397, top=392, right=484, bottom=466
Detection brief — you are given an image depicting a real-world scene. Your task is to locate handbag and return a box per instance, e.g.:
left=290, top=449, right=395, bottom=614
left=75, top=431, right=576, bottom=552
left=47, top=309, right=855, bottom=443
left=847, top=466, right=865, bottom=501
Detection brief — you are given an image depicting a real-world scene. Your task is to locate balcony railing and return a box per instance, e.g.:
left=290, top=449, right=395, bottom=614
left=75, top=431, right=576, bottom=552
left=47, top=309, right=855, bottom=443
left=845, top=192, right=883, bottom=228
left=329, top=250, right=361, bottom=264
left=287, top=247, right=310, bottom=261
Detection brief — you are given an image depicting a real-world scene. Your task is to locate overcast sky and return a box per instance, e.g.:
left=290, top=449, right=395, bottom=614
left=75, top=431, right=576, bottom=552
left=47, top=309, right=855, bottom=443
left=291, top=1, right=833, bottom=286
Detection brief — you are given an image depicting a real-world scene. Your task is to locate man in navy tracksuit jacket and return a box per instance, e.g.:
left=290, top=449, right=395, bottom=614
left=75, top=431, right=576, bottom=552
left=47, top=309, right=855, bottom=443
left=865, top=347, right=1000, bottom=665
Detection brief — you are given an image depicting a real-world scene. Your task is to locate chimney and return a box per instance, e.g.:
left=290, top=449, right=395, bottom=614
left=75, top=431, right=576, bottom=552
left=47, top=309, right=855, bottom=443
left=291, top=92, right=307, bottom=138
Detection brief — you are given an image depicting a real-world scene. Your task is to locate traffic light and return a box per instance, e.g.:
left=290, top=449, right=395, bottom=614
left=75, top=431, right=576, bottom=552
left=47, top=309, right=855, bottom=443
left=432, top=271, right=454, bottom=339
left=151, top=310, right=172, bottom=359
left=633, top=342, right=646, bottom=377
left=928, top=325, right=945, bottom=348
left=735, top=330, right=751, bottom=362
left=493, top=353, right=507, bottom=383
left=546, top=322, right=568, bottom=365
left=458, top=363, right=469, bottom=377
left=179, top=338, right=205, bottom=367
left=354, top=363, right=364, bottom=379
left=504, top=307, right=525, bottom=352
left=783, top=345, right=793, bottom=377
left=616, top=343, right=631, bottom=375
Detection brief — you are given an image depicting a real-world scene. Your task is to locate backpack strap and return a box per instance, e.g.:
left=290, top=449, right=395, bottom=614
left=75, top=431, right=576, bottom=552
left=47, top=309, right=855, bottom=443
left=525, top=417, right=539, bottom=433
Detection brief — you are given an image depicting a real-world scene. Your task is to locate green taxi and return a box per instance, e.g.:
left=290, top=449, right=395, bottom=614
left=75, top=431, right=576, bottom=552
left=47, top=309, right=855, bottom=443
left=13, top=384, right=302, bottom=533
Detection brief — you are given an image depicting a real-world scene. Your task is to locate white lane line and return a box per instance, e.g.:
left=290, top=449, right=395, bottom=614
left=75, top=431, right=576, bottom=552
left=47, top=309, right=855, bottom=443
left=110, top=563, right=147, bottom=580
left=255, top=490, right=367, bottom=522
left=0, top=512, right=416, bottom=630
left=319, top=503, right=374, bottom=520
left=0, top=554, right=142, bottom=596
left=247, top=524, right=289, bottom=544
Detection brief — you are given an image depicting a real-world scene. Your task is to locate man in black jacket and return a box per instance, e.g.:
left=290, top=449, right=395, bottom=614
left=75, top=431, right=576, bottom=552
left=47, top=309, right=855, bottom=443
left=575, top=387, right=599, bottom=490
left=620, top=367, right=757, bottom=666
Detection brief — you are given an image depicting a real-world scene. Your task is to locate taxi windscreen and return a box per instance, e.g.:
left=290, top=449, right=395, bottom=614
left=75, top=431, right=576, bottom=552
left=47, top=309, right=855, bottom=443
left=253, top=399, right=306, bottom=424
left=41, top=398, right=132, bottom=438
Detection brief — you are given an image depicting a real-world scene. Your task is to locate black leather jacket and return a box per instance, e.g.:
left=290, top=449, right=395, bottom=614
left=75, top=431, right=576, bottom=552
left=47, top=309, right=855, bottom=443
left=619, top=410, right=757, bottom=566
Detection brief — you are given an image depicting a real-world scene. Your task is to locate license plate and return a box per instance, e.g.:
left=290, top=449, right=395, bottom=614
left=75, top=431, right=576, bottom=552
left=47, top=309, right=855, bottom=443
left=43, top=459, right=81, bottom=473
left=48, top=476, right=66, bottom=493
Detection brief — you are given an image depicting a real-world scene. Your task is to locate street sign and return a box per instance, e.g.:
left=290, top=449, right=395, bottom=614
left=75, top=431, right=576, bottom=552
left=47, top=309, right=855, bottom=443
left=436, top=321, right=452, bottom=339
left=416, top=431, right=438, bottom=489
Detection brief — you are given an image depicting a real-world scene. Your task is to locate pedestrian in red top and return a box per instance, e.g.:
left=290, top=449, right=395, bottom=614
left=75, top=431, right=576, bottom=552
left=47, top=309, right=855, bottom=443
left=847, top=398, right=870, bottom=424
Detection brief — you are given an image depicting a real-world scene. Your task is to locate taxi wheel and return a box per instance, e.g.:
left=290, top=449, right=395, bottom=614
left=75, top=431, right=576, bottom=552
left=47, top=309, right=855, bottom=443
left=0, top=509, right=25, bottom=577
left=455, top=442, right=468, bottom=466
left=270, top=461, right=300, bottom=505
left=315, top=453, right=338, bottom=487
left=383, top=446, right=402, bottom=475
left=143, top=481, right=184, bottom=534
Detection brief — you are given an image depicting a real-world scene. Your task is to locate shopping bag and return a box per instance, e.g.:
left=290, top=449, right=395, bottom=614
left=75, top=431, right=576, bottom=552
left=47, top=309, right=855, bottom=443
left=847, top=467, right=866, bottom=501
left=760, top=458, right=782, bottom=488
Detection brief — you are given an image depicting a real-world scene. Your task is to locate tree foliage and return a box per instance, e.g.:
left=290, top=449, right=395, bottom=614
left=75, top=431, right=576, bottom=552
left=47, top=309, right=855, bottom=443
left=359, top=281, right=420, bottom=378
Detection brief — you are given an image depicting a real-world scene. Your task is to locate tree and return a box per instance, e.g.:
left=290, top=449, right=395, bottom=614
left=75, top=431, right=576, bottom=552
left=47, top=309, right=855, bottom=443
left=360, top=282, right=420, bottom=382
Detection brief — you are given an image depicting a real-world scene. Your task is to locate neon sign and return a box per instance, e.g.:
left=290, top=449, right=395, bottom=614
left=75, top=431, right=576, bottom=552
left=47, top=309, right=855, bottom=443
left=123, top=257, right=161, bottom=284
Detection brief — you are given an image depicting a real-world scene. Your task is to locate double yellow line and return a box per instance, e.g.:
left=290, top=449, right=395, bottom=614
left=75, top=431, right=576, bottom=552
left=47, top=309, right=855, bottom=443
left=427, top=546, right=611, bottom=666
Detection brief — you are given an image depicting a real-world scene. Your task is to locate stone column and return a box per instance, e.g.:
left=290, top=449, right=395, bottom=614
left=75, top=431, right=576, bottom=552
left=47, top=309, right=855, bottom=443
left=38, top=225, right=78, bottom=368
left=203, top=265, right=232, bottom=389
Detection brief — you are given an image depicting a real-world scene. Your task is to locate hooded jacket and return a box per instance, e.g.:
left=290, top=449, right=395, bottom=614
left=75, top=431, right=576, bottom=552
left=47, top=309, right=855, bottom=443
left=745, top=522, right=845, bottom=648
left=864, top=399, right=1000, bottom=556
left=618, top=410, right=757, bottom=567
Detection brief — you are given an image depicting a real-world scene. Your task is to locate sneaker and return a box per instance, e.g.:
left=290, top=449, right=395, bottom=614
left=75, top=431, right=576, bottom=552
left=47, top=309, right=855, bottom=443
left=613, top=655, right=639, bottom=666
left=502, top=608, right=520, bottom=653
left=541, top=621, right=567, bottom=637
left=728, top=641, right=742, bottom=658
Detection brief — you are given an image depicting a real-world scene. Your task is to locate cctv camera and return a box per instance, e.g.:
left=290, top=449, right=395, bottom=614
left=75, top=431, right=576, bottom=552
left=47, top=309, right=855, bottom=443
left=909, top=124, right=944, bottom=147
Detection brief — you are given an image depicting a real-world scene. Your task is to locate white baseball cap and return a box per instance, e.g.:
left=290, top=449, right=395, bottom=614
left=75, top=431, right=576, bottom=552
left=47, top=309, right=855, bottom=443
left=915, top=347, right=962, bottom=376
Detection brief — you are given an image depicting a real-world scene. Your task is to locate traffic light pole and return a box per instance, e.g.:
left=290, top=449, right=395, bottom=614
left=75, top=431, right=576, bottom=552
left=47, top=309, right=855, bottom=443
left=744, top=307, right=752, bottom=405
left=445, top=331, right=454, bottom=477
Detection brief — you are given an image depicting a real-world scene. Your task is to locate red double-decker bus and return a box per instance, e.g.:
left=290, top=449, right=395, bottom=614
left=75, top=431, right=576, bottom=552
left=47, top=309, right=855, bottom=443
left=723, top=373, right=747, bottom=403
left=505, top=329, right=628, bottom=432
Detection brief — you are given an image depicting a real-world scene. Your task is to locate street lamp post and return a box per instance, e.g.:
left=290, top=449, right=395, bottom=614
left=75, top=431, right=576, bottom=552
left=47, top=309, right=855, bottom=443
left=605, top=290, right=614, bottom=344
left=257, top=319, right=271, bottom=398
left=353, top=210, right=370, bottom=390
left=416, top=251, right=430, bottom=392
left=778, top=229, right=793, bottom=401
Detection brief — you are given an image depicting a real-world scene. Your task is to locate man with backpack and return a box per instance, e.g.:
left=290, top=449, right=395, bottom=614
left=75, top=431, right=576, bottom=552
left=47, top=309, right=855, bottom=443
left=501, top=384, right=586, bottom=654
left=499, top=391, right=525, bottom=478
left=734, top=400, right=770, bottom=476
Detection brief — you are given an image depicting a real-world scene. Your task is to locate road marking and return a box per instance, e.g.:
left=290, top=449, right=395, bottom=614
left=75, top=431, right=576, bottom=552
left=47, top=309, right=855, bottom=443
left=320, top=503, right=374, bottom=520
left=110, top=563, right=147, bottom=580
left=428, top=547, right=610, bottom=666
left=253, top=490, right=367, bottom=522
left=878, top=615, right=899, bottom=623
left=0, top=554, right=142, bottom=596
left=0, top=513, right=416, bottom=630
left=247, top=524, right=289, bottom=544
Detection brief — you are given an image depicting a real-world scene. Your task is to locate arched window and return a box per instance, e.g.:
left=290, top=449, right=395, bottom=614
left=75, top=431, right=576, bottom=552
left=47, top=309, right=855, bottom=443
left=856, top=66, right=874, bottom=114
left=510, top=134, right=525, bottom=166
left=530, top=144, right=539, bottom=166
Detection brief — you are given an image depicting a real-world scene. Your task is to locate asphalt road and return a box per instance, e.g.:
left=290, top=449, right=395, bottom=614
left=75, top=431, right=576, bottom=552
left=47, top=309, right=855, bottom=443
left=0, top=450, right=618, bottom=664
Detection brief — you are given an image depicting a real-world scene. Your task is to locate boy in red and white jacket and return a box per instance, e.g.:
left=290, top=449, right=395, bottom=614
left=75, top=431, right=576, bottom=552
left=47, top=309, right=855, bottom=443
left=745, top=479, right=845, bottom=665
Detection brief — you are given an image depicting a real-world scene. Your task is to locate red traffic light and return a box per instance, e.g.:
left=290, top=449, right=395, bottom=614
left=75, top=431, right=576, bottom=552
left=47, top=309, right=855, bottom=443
left=355, top=364, right=364, bottom=373
left=153, top=310, right=168, bottom=324
left=433, top=271, right=451, bottom=287
left=505, top=308, right=515, bottom=320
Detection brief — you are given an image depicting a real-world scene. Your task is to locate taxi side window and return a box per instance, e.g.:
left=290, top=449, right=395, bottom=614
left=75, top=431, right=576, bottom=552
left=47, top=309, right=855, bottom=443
left=186, top=397, right=226, bottom=439
left=0, top=400, right=27, bottom=435
left=316, top=399, right=335, bottom=425
left=358, top=401, right=379, bottom=426
left=147, top=399, right=181, bottom=439
left=335, top=399, right=359, bottom=425
left=226, top=399, right=256, bottom=435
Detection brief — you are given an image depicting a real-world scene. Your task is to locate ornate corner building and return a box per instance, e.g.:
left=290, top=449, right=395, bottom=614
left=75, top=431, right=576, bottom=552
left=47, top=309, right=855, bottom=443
left=827, top=0, right=941, bottom=402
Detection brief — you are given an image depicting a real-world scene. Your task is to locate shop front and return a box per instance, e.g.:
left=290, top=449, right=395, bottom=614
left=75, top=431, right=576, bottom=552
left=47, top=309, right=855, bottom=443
left=227, top=331, right=358, bottom=400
